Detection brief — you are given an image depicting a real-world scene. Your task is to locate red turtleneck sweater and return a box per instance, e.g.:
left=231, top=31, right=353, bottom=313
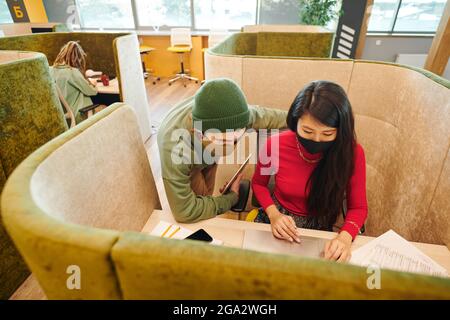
left=251, top=130, right=368, bottom=240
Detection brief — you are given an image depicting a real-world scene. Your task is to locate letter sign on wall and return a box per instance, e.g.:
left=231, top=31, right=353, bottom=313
left=6, top=0, right=30, bottom=23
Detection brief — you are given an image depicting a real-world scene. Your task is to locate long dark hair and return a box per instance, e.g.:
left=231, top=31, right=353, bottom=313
left=286, top=80, right=356, bottom=229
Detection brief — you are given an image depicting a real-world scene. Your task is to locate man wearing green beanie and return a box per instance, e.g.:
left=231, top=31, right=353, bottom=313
left=157, top=78, right=287, bottom=223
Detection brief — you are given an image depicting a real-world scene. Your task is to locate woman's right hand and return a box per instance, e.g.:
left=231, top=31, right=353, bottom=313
left=266, top=205, right=301, bottom=243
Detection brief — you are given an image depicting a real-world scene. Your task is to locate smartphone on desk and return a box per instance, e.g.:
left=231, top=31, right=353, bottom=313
left=185, top=229, right=213, bottom=243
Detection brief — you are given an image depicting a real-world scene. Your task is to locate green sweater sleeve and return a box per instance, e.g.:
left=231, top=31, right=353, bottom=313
left=163, top=166, right=239, bottom=223
left=248, top=105, right=288, bottom=130
left=70, top=69, right=98, bottom=96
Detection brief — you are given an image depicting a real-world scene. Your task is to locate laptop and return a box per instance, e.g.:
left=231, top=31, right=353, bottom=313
left=243, top=229, right=327, bottom=258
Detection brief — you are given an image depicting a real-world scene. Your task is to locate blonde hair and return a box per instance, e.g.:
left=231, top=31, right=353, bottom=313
left=53, top=41, right=87, bottom=76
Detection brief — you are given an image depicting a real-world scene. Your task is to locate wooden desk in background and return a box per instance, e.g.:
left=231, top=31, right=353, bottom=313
left=142, top=210, right=450, bottom=275
left=94, top=77, right=120, bottom=95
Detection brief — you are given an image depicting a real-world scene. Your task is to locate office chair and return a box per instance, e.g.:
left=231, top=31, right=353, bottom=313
left=201, top=29, right=229, bottom=84
left=55, top=85, right=76, bottom=128
left=167, top=28, right=198, bottom=87
left=55, top=83, right=104, bottom=127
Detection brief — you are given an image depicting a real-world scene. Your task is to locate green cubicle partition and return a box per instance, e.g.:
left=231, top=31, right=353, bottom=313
left=0, top=31, right=155, bottom=143
left=0, top=32, right=128, bottom=78
left=0, top=51, right=67, bottom=299
left=211, top=31, right=334, bottom=58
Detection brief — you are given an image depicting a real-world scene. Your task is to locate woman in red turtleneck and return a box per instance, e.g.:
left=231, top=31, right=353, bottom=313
left=251, top=80, right=368, bottom=262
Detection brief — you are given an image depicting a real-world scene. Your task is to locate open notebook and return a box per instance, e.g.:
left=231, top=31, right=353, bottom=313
left=350, top=230, right=448, bottom=278
left=150, top=221, right=223, bottom=246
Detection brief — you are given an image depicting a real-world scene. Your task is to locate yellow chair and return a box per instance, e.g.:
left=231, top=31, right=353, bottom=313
left=167, top=28, right=198, bottom=87
left=245, top=208, right=259, bottom=222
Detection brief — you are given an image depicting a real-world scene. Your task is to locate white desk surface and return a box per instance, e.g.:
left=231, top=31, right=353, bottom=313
left=142, top=210, right=450, bottom=275
left=93, top=78, right=120, bottom=95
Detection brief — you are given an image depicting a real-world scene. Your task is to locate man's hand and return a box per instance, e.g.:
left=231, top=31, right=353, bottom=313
left=219, top=173, right=243, bottom=196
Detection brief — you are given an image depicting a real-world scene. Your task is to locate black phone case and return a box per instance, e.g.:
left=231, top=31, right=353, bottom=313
left=185, top=229, right=213, bottom=242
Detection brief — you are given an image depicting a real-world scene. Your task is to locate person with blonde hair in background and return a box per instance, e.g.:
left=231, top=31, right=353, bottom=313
left=50, top=41, right=101, bottom=123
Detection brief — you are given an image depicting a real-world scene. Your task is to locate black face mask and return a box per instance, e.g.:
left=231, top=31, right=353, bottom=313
left=297, top=134, right=335, bottom=154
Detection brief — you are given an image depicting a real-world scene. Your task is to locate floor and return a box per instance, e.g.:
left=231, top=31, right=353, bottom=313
left=147, top=76, right=199, bottom=129
left=9, top=76, right=201, bottom=300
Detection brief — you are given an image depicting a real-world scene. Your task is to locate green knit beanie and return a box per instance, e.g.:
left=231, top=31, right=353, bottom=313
left=193, top=78, right=250, bottom=132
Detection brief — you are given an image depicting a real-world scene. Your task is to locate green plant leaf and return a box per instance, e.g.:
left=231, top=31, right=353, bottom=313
left=298, top=0, right=342, bottom=26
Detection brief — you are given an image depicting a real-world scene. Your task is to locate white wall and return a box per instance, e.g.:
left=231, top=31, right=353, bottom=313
left=362, top=35, right=450, bottom=80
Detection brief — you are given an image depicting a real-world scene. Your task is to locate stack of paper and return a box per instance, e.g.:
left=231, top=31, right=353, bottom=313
left=150, top=221, right=223, bottom=245
left=350, top=230, right=448, bottom=278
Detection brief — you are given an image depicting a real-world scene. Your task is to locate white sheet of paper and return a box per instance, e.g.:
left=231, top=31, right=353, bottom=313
left=243, top=229, right=327, bottom=258
left=350, top=230, right=448, bottom=278
left=149, top=221, right=223, bottom=245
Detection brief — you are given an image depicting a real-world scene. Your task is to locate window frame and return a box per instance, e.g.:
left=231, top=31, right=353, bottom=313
left=74, top=0, right=258, bottom=32
left=71, top=0, right=442, bottom=35
left=74, top=0, right=136, bottom=30
left=367, top=0, right=444, bottom=35
left=191, top=0, right=259, bottom=31
left=132, top=0, right=194, bottom=31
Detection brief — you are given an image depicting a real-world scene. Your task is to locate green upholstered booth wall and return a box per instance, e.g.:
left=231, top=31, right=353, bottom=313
left=112, top=231, right=450, bottom=299
left=209, top=34, right=449, bottom=89
left=212, top=33, right=257, bottom=56
left=0, top=104, right=127, bottom=299
left=256, top=32, right=333, bottom=57
left=0, top=52, right=67, bottom=299
left=210, top=31, right=333, bottom=58
left=358, top=59, right=450, bottom=89
left=0, top=32, right=129, bottom=78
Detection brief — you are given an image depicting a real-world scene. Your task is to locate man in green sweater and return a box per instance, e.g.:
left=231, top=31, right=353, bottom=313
left=157, top=78, right=287, bottom=223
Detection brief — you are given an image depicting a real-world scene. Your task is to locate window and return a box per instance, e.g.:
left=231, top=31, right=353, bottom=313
left=71, top=0, right=446, bottom=33
left=368, top=0, right=399, bottom=32
left=394, top=0, right=446, bottom=33
left=193, top=0, right=257, bottom=30
left=259, top=0, right=300, bottom=25
left=76, top=0, right=135, bottom=29
left=0, top=0, right=13, bottom=24
left=368, top=0, right=446, bottom=33
left=135, top=0, right=191, bottom=28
